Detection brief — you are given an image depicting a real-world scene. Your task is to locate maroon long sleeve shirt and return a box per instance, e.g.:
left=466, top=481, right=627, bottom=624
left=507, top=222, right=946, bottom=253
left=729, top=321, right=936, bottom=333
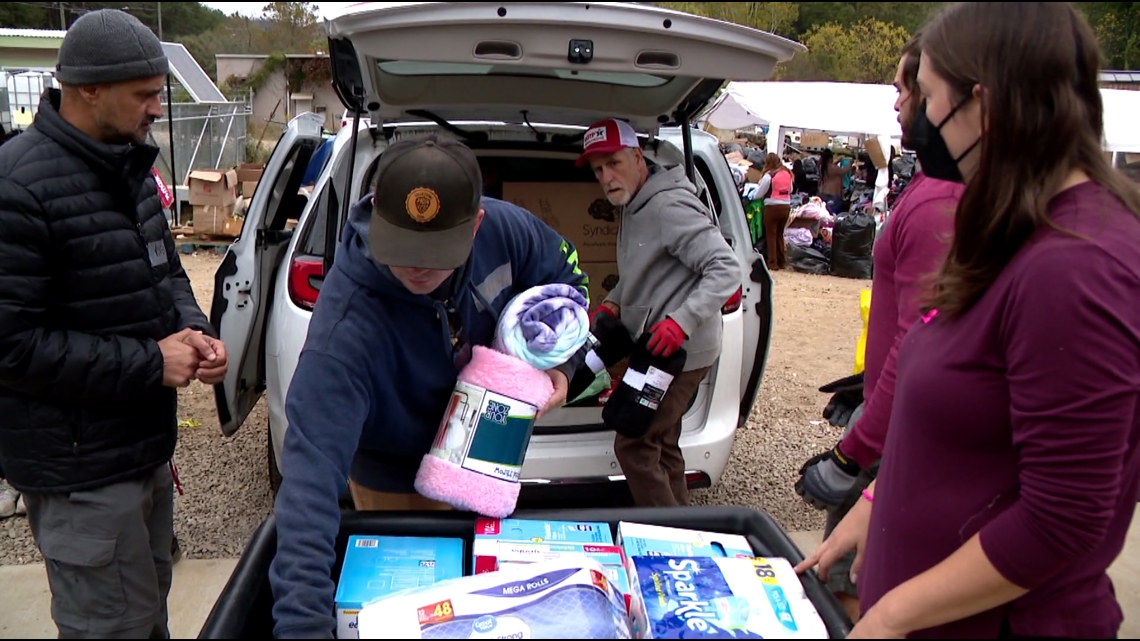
left=841, top=172, right=964, bottom=467
left=860, top=181, right=1140, bottom=638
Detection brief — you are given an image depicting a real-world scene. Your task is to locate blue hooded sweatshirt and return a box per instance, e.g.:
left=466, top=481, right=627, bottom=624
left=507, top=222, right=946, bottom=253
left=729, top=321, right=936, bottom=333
left=269, top=194, right=589, bottom=639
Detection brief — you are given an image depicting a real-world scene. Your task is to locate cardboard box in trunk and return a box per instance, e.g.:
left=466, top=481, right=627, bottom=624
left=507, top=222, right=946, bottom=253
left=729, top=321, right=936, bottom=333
left=500, top=182, right=619, bottom=263
left=188, top=169, right=238, bottom=207
left=581, top=262, right=619, bottom=310
left=191, top=204, right=243, bottom=237
left=241, top=181, right=259, bottom=198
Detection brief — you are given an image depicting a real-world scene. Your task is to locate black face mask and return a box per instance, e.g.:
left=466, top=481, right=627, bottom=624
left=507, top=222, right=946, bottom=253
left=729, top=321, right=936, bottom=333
left=910, top=98, right=980, bottom=183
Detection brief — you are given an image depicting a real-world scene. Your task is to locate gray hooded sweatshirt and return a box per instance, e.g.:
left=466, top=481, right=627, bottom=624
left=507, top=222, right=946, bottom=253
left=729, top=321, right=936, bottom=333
left=604, top=163, right=742, bottom=371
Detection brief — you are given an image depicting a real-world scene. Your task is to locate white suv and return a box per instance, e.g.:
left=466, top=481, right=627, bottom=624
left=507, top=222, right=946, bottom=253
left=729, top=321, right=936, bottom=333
left=210, top=2, right=801, bottom=496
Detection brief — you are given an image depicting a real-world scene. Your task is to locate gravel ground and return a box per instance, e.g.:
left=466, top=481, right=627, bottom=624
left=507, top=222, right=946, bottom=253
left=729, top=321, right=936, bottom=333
left=1, top=251, right=869, bottom=564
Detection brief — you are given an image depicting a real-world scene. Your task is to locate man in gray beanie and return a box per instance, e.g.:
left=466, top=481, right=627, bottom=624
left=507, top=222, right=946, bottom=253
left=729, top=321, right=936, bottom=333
left=0, top=9, right=227, bottom=639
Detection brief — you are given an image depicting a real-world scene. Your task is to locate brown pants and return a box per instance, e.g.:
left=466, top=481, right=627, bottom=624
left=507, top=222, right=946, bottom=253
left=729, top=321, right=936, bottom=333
left=348, top=479, right=452, bottom=511
left=614, top=366, right=711, bottom=507
left=763, top=204, right=791, bottom=270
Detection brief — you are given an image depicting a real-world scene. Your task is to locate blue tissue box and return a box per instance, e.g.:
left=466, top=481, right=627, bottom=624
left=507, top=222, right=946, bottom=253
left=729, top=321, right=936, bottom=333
left=335, top=535, right=464, bottom=639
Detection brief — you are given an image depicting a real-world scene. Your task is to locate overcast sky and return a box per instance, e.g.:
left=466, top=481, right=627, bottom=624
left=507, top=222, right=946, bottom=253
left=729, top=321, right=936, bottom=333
left=200, top=2, right=362, bottom=19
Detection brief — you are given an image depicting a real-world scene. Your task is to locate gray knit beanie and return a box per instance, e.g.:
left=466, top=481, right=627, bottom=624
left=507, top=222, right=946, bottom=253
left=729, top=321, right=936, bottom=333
left=56, top=9, right=168, bottom=86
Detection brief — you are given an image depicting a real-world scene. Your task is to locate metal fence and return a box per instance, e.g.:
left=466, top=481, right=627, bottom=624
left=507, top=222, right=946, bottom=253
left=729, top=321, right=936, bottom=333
left=150, top=100, right=250, bottom=190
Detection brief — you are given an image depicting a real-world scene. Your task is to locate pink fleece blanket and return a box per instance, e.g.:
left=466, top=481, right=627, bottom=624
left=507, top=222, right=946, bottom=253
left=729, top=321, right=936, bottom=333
left=415, top=346, right=554, bottom=517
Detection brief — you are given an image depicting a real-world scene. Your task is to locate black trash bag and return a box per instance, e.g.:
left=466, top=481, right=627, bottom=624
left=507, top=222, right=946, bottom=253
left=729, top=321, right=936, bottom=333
left=787, top=243, right=831, bottom=275
left=830, top=212, right=876, bottom=279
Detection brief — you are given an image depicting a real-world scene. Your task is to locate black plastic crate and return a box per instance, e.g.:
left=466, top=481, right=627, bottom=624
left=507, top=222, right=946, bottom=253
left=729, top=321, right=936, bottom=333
left=198, top=506, right=853, bottom=639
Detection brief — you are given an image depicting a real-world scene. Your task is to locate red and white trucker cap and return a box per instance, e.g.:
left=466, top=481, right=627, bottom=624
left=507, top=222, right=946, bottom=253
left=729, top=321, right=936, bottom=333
left=575, top=118, right=639, bottom=168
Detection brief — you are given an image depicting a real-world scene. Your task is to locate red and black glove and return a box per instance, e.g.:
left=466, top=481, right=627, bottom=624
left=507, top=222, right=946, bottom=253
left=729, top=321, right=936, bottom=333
left=589, top=304, right=617, bottom=331
left=646, top=318, right=687, bottom=357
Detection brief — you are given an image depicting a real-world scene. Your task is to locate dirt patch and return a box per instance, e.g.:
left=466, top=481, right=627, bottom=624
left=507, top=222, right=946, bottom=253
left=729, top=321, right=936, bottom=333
left=692, top=269, right=872, bottom=532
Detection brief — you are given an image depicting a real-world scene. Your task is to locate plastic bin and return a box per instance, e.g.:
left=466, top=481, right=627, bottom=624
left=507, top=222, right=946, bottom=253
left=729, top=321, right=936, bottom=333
left=197, top=506, right=853, bottom=639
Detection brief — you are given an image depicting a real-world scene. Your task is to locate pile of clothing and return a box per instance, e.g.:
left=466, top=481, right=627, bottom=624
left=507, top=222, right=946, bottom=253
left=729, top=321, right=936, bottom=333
left=784, top=196, right=878, bottom=280
left=784, top=197, right=833, bottom=251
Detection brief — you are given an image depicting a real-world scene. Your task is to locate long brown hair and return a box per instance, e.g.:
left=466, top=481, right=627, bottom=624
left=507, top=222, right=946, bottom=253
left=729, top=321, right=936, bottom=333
left=900, top=29, right=922, bottom=94
left=762, top=152, right=785, bottom=174
left=922, top=2, right=1140, bottom=317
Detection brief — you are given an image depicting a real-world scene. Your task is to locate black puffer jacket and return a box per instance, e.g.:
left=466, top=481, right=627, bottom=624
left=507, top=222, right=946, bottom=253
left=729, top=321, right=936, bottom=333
left=0, top=90, right=213, bottom=493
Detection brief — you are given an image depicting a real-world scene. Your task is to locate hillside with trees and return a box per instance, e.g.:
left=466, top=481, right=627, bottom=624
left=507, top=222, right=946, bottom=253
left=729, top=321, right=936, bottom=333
left=656, top=2, right=1140, bottom=81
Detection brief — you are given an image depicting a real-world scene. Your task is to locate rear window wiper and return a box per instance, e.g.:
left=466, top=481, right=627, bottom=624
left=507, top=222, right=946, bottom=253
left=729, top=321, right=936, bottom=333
left=404, top=109, right=489, bottom=143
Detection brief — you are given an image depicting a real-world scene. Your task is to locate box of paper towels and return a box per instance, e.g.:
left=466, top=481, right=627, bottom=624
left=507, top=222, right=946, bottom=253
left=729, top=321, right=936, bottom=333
left=356, top=558, right=631, bottom=639
left=628, top=556, right=829, bottom=639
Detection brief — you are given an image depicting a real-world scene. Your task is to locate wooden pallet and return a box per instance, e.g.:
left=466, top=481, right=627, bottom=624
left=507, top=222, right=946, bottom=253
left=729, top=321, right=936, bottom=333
left=171, top=228, right=235, bottom=254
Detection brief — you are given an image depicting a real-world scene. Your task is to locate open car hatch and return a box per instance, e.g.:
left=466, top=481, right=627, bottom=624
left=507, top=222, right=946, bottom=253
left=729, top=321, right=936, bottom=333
left=323, top=2, right=805, bottom=131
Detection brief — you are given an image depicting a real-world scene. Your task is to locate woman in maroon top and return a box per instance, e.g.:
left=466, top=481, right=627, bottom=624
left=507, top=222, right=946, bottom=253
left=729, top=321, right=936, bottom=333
left=798, top=2, right=1140, bottom=638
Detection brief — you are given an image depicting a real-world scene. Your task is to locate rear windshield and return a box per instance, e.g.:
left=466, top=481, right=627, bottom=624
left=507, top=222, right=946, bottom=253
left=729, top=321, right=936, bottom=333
left=377, top=60, right=672, bottom=88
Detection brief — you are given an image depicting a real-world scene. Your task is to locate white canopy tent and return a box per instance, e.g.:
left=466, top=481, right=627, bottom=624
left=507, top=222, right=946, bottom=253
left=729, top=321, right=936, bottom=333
left=699, top=81, right=903, bottom=209
left=700, top=81, right=903, bottom=153
left=702, top=82, right=1140, bottom=204
left=1102, top=88, right=1140, bottom=154
left=704, top=81, right=1140, bottom=154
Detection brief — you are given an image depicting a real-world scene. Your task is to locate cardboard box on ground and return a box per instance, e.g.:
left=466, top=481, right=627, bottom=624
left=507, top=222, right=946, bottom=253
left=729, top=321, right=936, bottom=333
left=500, top=182, right=620, bottom=311
left=185, top=163, right=265, bottom=237
left=234, top=162, right=264, bottom=199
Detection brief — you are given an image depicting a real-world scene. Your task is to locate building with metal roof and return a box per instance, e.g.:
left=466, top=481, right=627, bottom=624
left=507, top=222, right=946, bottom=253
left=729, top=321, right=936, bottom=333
left=1100, top=70, right=1140, bottom=91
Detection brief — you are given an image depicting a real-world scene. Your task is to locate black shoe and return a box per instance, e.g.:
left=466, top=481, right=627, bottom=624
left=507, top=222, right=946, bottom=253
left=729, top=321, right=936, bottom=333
left=171, top=536, right=183, bottom=565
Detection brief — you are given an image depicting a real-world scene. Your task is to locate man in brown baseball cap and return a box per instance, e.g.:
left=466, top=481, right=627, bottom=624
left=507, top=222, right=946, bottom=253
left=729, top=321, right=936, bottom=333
left=368, top=136, right=484, bottom=283
left=268, top=135, right=595, bottom=638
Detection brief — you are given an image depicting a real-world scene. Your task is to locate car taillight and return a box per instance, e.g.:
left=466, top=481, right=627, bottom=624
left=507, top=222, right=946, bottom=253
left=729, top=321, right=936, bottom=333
left=288, top=257, right=324, bottom=310
left=722, top=286, right=743, bottom=314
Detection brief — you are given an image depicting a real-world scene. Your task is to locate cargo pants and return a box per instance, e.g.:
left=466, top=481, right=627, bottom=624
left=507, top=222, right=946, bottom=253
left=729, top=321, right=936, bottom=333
left=614, top=366, right=711, bottom=507
left=23, top=464, right=174, bottom=639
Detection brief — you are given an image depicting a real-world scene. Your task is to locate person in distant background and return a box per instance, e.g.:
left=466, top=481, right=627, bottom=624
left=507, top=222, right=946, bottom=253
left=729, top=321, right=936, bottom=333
left=756, top=153, right=794, bottom=271
left=841, top=153, right=855, bottom=194
left=789, top=147, right=809, bottom=194
left=819, top=149, right=852, bottom=214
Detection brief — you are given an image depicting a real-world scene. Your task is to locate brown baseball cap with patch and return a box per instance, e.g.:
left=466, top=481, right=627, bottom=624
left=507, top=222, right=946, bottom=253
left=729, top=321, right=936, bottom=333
left=369, top=136, right=483, bottom=270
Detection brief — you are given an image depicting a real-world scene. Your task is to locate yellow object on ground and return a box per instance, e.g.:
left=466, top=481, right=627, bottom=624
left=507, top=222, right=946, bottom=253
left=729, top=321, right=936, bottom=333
left=854, top=289, right=872, bottom=375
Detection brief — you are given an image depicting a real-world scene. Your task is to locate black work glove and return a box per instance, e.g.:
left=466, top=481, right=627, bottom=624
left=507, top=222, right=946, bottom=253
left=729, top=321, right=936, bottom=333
left=818, top=372, right=864, bottom=428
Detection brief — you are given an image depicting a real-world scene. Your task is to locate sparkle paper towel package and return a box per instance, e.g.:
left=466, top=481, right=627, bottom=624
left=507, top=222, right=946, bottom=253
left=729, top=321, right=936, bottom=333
left=355, top=558, right=632, bottom=639
left=628, top=556, right=829, bottom=639
left=335, top=535, right=464, bottom=639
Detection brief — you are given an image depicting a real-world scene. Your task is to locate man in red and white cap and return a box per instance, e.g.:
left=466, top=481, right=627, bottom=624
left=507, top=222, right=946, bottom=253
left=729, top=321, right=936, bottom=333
left=578, top=118, right=741, bottom=507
